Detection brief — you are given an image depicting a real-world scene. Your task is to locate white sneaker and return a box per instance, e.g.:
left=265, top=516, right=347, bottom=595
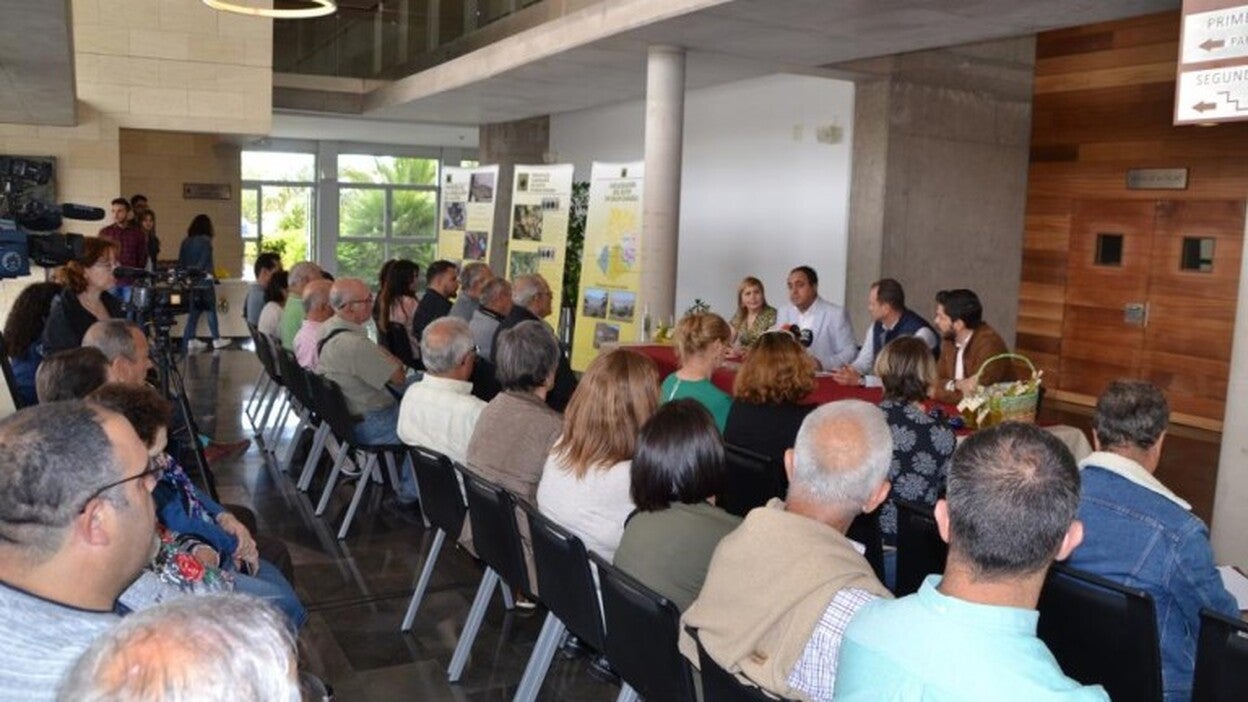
left=187, top=339, right=208, bottom=351
left=212, top=339, right=231, bottom=349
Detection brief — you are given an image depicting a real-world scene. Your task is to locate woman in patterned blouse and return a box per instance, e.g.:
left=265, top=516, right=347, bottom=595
left=729, top=276, right=777, bottom=348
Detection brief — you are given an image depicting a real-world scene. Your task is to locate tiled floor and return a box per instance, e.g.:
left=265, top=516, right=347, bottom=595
left=181, top=346, right=620, bottom=701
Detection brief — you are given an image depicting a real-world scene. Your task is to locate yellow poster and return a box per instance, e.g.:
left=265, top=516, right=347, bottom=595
left=506, top=164, right=573, bottom=323
left=570, top=161, right=645, bottom=372
left=437, top=165, right=499, bottom=263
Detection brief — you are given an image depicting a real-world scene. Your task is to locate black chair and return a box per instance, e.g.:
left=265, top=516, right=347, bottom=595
left=1193, top=607, right=1248, bottom=702
left=590, top=552, right=697, bottom=702
left=250, top=332, right=286, bottom=441
left=847, top=507, right=886, bottom=583
left=893, top=499, right=947, bottom=596
left=721, top=443, right=786, bottom=517
left=447, top=470, right=532, bottom=683
left=0, top=331, right=28, bottom=411
left=274, top=349, right=318, bottom=473
left=689, top=626, right=795, bottom=702
left=399, top=447, right=467, bottom=633
left=1037, top=563, right=1162, bottom=702
left=512, top=504, right=606, bottom=702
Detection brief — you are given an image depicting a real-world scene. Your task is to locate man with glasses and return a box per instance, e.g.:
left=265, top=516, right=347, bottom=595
left=0, top=401, right=158, bottom=701
left=494, top=274, right=577, bottom=411
left=397, top=316, right=485, bottom=465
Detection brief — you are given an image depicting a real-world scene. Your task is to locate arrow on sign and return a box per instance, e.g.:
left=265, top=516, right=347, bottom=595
left=1193, top=101, right=1218, bottom=113
left=1200, top=38, right=1226, bottom=52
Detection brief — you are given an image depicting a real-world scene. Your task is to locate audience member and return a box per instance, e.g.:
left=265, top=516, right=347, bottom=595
left=376, top=259, right=422, bottom=360
left=495, top=274, right=576, bottom=411
left=279, top=261, right=324, bottom=348
left=34, top=347, right=109, bottom=403
left=724, top=330, right=816, bottom=468
left=931, top=288, right=1013, bottom=404
left=129, top=193, right=149, bottom=220
left=397, top=317, right=485, bottom=464
left=58, top=594, right=299, bottom=702
left=82, top=320, right=152, bottom=385
left=680, top=400, right=894, bottom=700
left=1066, top=380, right=1237, bottom=701
left=97, top=197, right=146, bottom=290
left=835, top=423, right=1107, bottom=701
left=614, top=400, right=741, bottom=611
left=661, top=312, right=733, bottom=432
left=470, top=277, right=513, bottom=361
left=179, top=214, right=228, bottom=351
left=42, top=238, right=124, bottom=354
left=449, top=261, right=493, bottom=322
left=411, top=259, right=459, bottom=342
left=137, top=208, right=159, bottom=272
left=773, top=266, right=856, bottom=370
left=245, top=252, right=283, bottom=328
left=3, top=281, right=61, bottom=406
left=831, top=278, right=938, bottom=387
left=291, top=279, right=332, bottom=370
left=537, top=349, right=659, bottom=559
left=257, top=270, right=288, bottom=339
left=0, top=401, right=156, bottom=701
left=729, top=276, right=777, bottom=348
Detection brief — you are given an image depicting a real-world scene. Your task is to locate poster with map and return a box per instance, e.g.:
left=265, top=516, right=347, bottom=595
left=506, top=164, right=573, bottom=322
left=437, top=165, right=499, bottom=263
left=570, top=161, right=644, bottom=371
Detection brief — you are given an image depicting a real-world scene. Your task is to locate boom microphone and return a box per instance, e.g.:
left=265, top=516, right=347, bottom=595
left=113, top=266, right=152, bottom=280
left=61, top=203, right=106, bottom=221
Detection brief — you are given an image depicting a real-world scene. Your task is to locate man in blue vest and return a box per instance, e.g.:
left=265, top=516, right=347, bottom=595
left=831, top=278, right=938, bottom=387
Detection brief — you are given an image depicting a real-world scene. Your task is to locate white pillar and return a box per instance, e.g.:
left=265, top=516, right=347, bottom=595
left=1211, top=209, right=1248, bottom=570
left=640, top=45, right=685, bottom=321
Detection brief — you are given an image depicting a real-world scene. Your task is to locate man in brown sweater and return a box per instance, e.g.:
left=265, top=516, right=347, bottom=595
left=931, top=288, right=1015, bottom=405
left=679, top=400, right=894, bottom=701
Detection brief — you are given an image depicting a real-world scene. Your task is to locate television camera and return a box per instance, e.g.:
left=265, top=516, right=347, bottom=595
left=0, top=156, right=103, bottom=278
left=117, top=265, right=209, bottom=330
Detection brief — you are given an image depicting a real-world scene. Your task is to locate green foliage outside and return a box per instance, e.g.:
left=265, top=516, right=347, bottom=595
left=336, top=157, right=439, bottom=283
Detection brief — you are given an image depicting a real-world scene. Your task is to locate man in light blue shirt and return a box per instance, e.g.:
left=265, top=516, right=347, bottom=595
left=834, top=423, right=1108, bottom=702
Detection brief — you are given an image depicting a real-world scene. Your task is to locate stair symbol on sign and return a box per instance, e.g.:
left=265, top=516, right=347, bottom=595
left=1217, top=91, right=1248, bottom=112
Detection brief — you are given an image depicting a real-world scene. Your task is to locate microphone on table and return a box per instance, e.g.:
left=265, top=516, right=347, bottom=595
left=786, top=324, right=813, bottom=348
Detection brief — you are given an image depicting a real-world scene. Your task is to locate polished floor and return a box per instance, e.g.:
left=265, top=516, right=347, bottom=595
left=181, top=347, right=621, bottom=701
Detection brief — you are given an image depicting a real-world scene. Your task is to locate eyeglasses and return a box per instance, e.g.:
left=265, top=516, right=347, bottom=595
left=91, top=260, right=117, bottom=270
left=77, top=458, right=163, bottom=514
left=345, top=294, right=375, bottom=307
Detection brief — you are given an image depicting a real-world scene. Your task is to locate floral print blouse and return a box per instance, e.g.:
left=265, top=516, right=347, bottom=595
left=878, top=399, right=956, bottom=545
left=730, top=306, right=777, bottom=347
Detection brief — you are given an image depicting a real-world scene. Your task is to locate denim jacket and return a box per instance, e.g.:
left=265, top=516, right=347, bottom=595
left=1066, top=451, right=1238, bottom=702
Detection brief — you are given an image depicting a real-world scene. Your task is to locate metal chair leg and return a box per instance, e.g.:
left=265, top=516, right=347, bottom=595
left=400, top=528, right=446, bottom=631
left=513, top=613, right=566, bottom=702
left=448, top=568, right=501, bottom=682
left=616, top=684, right=639, bottom=702
left=315, top=446, right=351, bottom=516
left=337, top=453, right=378, bottom=539
left=279, top=410, right=309, bottom=470
left=499, top=580, right=515, bottom=610
left=244, top=368, right=267, bottom=421
left=296, top=423, right=330, bottom=492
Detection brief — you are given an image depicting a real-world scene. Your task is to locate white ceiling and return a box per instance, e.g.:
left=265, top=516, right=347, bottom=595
left=0, top=0, right=75, bottom=126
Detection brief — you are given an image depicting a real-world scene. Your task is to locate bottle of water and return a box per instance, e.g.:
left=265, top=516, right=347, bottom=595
left=641, top=304, right=652, bottom=342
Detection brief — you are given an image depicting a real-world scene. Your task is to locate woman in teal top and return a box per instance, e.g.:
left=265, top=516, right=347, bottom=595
left=661, top=312, right=733, bottom=431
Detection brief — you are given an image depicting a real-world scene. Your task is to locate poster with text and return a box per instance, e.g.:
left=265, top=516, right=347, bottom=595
left=570, top=161, right=645, bottom=372
left=438, top=165, right=499, bottom=263
left=506, top=164, right=573, bottom=323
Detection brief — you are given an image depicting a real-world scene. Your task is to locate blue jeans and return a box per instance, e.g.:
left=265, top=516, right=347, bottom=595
left=183, top=303, right=221, bottom=348
left=353, top=405, right=418, bottom=504
left=229, top=558, right=307, bottom=631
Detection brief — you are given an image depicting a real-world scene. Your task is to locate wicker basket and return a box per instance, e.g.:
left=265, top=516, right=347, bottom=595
left=965, top=353, right=1041, bottom=428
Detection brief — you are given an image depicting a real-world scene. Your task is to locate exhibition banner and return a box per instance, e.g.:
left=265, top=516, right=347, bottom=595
left=506, top=164, right=574, bottom=322
left=438, top=164, right=500, bottom=263
left=570, top=161, right=645, bottom=372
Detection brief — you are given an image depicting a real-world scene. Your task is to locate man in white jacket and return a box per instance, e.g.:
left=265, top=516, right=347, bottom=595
left=774, top=266, right=857, bottom=370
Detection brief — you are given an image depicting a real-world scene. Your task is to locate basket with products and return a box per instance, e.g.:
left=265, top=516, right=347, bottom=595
left=957, top=353, right=1042, bottom=430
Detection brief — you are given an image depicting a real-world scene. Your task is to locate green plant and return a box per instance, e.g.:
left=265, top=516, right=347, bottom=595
left=562, top=181, right=588, bottom=306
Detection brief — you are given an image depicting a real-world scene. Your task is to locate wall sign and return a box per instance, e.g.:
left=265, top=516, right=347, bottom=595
left=182, top=183, right=232, bottom=200
left=1176, top=0, right=1248, bottom=124
left=1125, top=168, right=1190, bottom=190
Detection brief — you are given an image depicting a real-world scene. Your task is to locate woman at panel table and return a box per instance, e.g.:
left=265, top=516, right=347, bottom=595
left=729, top=276, right=777, bottom=348
left=661, top=312, right=734, bottom=432
left=723, top=330, right=818, bottom=471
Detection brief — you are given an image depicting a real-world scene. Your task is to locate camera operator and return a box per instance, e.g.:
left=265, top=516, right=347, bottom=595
left=179, top=215, right=228, bottom=352
left=41, top=239, right=125, bottom=354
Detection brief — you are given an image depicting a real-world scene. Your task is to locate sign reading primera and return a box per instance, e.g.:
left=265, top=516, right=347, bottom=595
left=1176, top=0, right=1248, bottom=124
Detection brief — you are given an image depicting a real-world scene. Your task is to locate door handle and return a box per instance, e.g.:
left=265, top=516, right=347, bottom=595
left=1124, top=302, right=1147, bottom=326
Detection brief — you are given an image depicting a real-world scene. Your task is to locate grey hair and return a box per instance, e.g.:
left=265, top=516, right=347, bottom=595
left=287, top=261, right=320, bottom=290
left=302, top=281, right=331, bottom=314
left=480, top=278, right=512, bottom=309
left=512, top=274, right=546, bottom=307
left=460, top=261, right=492, bottom=295
left=82, top=319, right=141, bottom=362
left=790, top=400, right=893, bottom=509
left=420, top=316, right=474, bottom=374
left=1093, top=379, right=1169, bottom=451
left=495, top=320, right=560, bottom=391
left=0, top=402, right=125, bottom=558
left=35, top=347, right=110, bottom=403
left=58, top=594, right=299, bottom=702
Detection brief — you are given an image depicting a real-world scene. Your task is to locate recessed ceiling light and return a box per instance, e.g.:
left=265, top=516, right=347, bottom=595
left=201, top=0, right=337, bottom=19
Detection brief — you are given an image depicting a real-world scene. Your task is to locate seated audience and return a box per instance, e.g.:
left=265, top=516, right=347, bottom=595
left=614, top=400, right=741, bottom=611
left=470, top=277, right=513, bottom=361
left=82, top=320, right=152, bottom=385
left=376, top=259, right=421, bottom=360
left=661, top=312, right=733, bottom=432
left=292, top=279, right=333, bottom=370
left=874, top=336, right=954, bottom=546
left=398, top=317, right=485, bottom=464
left=931, top=288, right=1013, bottom=404
left=724, top=330, right=817, bottom=468
left=831, top=278, right=939, bottom=387
left=495, top=274, right=577, bottom=411
left=680, top=400, right=894, bottom=701
left=411, top=259, right=458, bottom=342
left=279, top=261, right=323, bottom=348
left=59, top=595, right=299, bottom=702
left=257, top=270, right=288, bottom=339
left=1066, top=380, right=1237, bottom=701
left=245, top=252, right=283, bottom=328
left=729, top=276, right=777, bottom=348
left=0, top=401, right=155, bottom=701
left=835, top=423, right=1107, bottom=701
left=537, top=349, right=659, bottom=559
left=3, top=281, right=62, bottom=406
left=449, top=261, right=493, bottom=321
left=34, top=347, right=109, bottom=403
left=773, top=266, right=856, bottom=370
left=42, top=238, right=125, bottom=354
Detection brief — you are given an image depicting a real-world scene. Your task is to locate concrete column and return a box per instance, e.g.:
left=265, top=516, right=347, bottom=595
left=1211, top=211, right=1248, bottom=570
left=640, top=45, right=685, bottom=321
left=477, top=116, right=550, bottom=274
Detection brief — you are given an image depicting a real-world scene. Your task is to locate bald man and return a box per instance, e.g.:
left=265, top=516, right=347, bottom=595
left=293, top=279, right=333, bottom=370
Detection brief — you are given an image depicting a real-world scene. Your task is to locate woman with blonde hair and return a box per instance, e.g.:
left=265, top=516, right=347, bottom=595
left=661, top=312, right=733, bottom=431
left=724, top=330, right=817, bottom=467
left=536, top=349, right=660, bottom=559
left=729, top=276, right=776, bottom=347
left=42, top=238, right=124, bottom=354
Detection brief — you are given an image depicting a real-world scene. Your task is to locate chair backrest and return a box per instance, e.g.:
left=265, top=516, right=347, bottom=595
left=305, top=372, right=359, bottom=447
left=407, top=447, right=467, bottom=538
left=0, top=330, right=28, bottom=411
left=721, top=443, right=786, bottom=517
left=690, top=627, right=791, bottom=702
left=590, top=552, right=697, bottom=702
left=893, top=498, right=947, bottom=597
left=276, top=348, right=313, bottom=410
left=383, top=322, right=419, bottom=369
left=1037, top=563, right=1162, bottom=702
left=847, top=507, right=886, bottom=583
left=520, top=502, right=605, bottom=651
left=461, top=469, right=533, bottom=598
left=1193, top=607, right=1248, bottom=702
left=252, top=331, right=282, bottom=385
